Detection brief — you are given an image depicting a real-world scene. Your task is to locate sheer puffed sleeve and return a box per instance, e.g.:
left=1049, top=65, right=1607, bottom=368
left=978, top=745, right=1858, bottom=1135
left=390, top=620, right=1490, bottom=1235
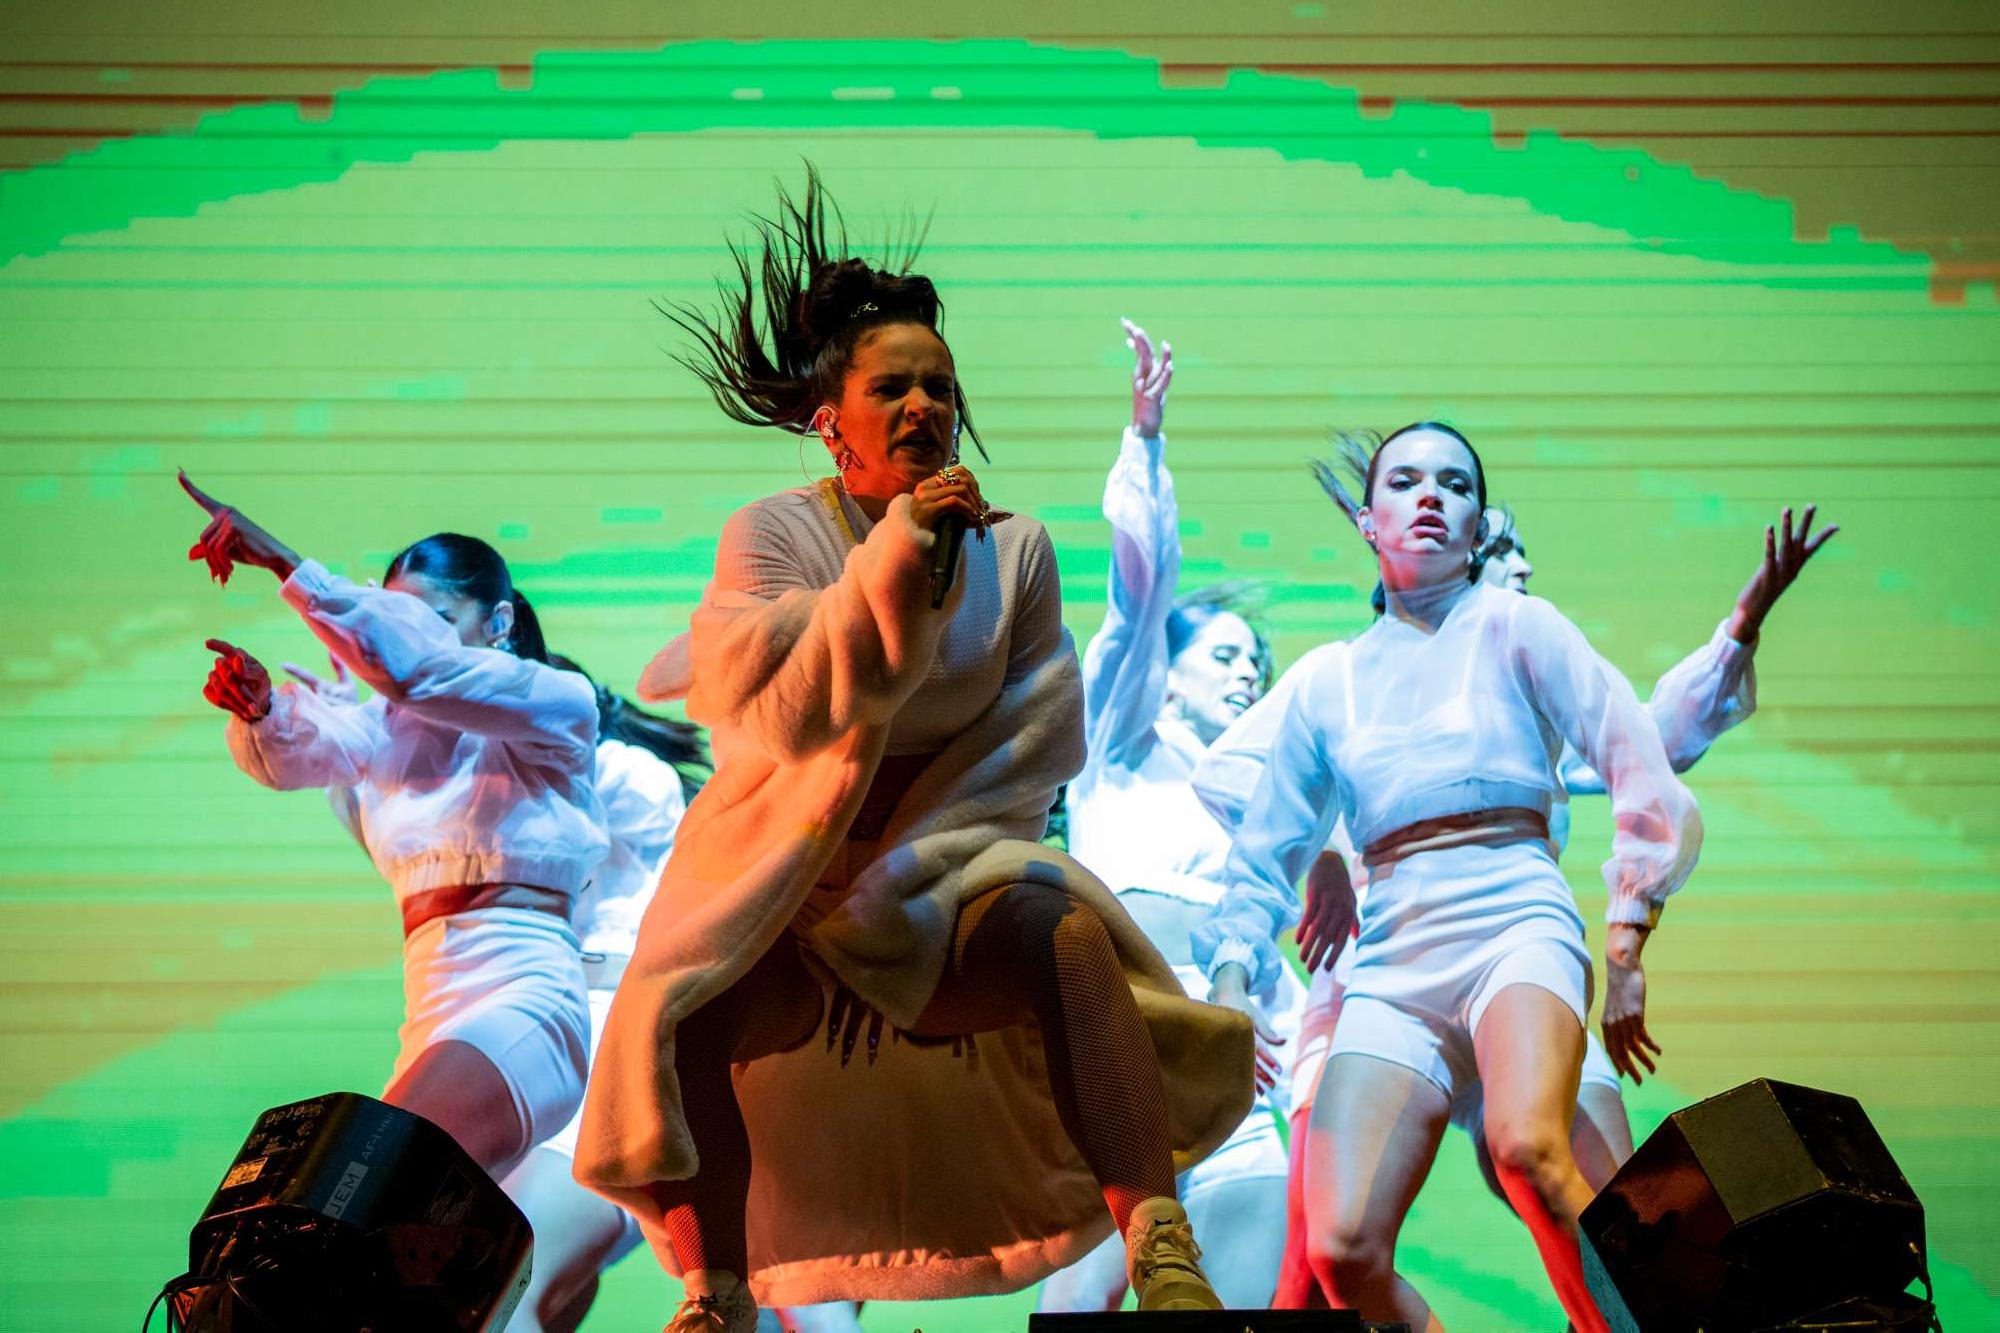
left=1191, top=643, right=1343, bottom=830
left=1081, top=428, right=1179, bottom=771
left=226, top=686, right=378, bottom=792
left=278, top=560, right=597, bottom=765
left=1646, top=620, right=1758, bottom=771
left=1194, top=653, right=1344, bottom=992
left=1511, top=596, right=1702, bottom=924
left=1562, top=619, right=1758, bottom=794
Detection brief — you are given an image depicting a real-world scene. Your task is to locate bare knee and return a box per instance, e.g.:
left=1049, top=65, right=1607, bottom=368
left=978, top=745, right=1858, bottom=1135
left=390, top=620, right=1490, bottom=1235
left=1308, top=1215, right=1394, bottom=1300
left=1485, top=1117, right=1572, bottom=1198
left=998, top=883, right=1102, bottom=949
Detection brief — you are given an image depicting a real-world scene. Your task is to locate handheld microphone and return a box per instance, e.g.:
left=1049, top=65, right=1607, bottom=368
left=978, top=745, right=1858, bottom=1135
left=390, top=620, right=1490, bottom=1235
left=929, top=514, right=967, bottom=609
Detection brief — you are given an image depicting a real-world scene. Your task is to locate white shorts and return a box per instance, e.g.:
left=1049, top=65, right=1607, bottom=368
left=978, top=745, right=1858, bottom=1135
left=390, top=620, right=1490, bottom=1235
left=1287, top=939, right=1354, bottom=1118
left=392, top=906, right=590, bottom=1155
left=1329, top=840, right=1592, bottom=1112
left=538, top=985, right=615, bottom=1160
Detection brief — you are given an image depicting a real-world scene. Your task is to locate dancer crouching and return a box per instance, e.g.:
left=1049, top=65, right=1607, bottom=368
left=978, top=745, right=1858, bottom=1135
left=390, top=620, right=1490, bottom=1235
left=572, top=173, right=1252, bottom=1332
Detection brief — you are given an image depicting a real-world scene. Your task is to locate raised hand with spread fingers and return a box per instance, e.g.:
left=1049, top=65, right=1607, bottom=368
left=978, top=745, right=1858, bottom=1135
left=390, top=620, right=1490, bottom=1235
left=1123, top=316, right=1173, bottom=439
left=1727, top=504, right=1838, bottom=644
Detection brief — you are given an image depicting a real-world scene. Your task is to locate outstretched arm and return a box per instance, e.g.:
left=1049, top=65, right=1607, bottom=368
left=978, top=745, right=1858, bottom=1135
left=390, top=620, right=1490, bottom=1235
left=1565, top=504, right=1834, bottom=792
left=1513, top=597, right=1703, bottom=1081
left=1514, top=596, right=1702, bottom=925
left=1081, top=319, right=1181, bottom=770
left=180, top=471, right=300, bottom=585
left=279, top=563, right=596, bottom=756
left=1726, top=503, right=1837, bottom=645
left=181, top=473, right=596, bottom=758
left=1662, top=503, right=1834, bottom=763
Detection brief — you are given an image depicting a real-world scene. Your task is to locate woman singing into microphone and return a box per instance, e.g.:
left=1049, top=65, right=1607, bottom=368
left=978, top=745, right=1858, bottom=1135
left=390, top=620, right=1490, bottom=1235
left=573, top=172, right=1251, bottom=1332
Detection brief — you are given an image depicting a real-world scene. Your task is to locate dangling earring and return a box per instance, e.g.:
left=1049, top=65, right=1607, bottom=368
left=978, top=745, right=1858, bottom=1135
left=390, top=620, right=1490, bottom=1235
left=814, top=408, right=857, bottom=480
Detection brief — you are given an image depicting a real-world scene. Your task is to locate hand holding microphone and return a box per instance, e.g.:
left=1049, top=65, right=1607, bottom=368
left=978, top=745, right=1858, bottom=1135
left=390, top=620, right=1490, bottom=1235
left=910, top=464, right=989, bottom=608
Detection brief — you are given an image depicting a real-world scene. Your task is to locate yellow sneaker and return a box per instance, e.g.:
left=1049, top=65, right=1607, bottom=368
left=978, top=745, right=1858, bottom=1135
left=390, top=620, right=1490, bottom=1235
left=1125, top=1196, right=1224, bottom=1311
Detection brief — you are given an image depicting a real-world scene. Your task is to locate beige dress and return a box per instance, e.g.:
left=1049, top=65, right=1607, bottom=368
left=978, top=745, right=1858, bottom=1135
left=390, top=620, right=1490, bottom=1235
left=575, top=479, right=1253, bottom=1306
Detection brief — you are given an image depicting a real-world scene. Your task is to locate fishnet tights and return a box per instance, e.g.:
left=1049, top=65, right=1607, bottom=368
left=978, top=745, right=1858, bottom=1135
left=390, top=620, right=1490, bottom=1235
left=650, top=883, right=1176, bottom=1279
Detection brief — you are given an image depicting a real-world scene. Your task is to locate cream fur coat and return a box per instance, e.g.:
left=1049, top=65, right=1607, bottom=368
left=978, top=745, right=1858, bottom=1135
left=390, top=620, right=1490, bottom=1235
left=574, top=480, right=1252, bottom=1306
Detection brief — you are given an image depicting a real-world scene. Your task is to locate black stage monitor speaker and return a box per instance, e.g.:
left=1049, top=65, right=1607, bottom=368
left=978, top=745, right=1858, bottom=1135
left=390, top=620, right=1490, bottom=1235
left=1580, top=1078, right=1931, bottom=1332
left=156, top=1091, right=533, bottom=1333
left=1030, top=1314, right=1391, bottom=1331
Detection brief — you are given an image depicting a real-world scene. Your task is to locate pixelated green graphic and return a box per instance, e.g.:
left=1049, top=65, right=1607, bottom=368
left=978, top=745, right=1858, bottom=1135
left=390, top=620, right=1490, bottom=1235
left=3, top=36, right=1996, bottom=1333
left=1, top=40, right=1932, bottom=286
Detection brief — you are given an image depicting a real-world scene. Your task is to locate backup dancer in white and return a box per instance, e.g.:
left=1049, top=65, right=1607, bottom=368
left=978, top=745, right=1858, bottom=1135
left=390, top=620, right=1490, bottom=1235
left=1039, top=321, right=1297, bottom=1314
left=1236, top=494, right=1836, bottom=1309
left=291, top=652, right=752, bottom=1333
left=183, top=481, right=604, bottom=1182
left=1195, top=425, right=1702, bottom=1331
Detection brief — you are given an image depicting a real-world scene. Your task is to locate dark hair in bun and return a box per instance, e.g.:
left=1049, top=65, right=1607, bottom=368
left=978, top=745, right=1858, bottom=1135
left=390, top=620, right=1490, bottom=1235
left=546, top=653, right=712, bottom=799
left=665, top=165, right=982, bottom=455
left=1310, top=422, right=1489, bottom=617
left=384, top=532, right=549, bottom=664
left=1167, top=580, right=1275, bottom=693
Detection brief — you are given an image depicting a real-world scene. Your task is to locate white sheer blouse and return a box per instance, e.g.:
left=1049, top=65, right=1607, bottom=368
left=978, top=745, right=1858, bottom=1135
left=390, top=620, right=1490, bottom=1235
left=1193, top=579, right=1702, bottom=992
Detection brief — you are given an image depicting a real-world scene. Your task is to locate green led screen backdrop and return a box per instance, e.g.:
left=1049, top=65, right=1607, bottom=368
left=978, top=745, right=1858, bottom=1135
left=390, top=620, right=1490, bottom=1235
left=3, top=4, right=1997, bottom=1329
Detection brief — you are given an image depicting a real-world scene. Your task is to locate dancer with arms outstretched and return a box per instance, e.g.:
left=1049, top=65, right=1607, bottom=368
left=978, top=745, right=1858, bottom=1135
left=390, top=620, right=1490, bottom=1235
left=186, top=484, right=602, bottom=1184
left=1197, top=424, right=1701, bottom=1331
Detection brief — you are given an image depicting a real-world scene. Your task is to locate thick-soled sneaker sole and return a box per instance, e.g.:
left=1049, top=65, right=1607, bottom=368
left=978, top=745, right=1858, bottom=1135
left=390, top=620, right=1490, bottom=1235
left=1135, top=1267, right=1225, bottom=1311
